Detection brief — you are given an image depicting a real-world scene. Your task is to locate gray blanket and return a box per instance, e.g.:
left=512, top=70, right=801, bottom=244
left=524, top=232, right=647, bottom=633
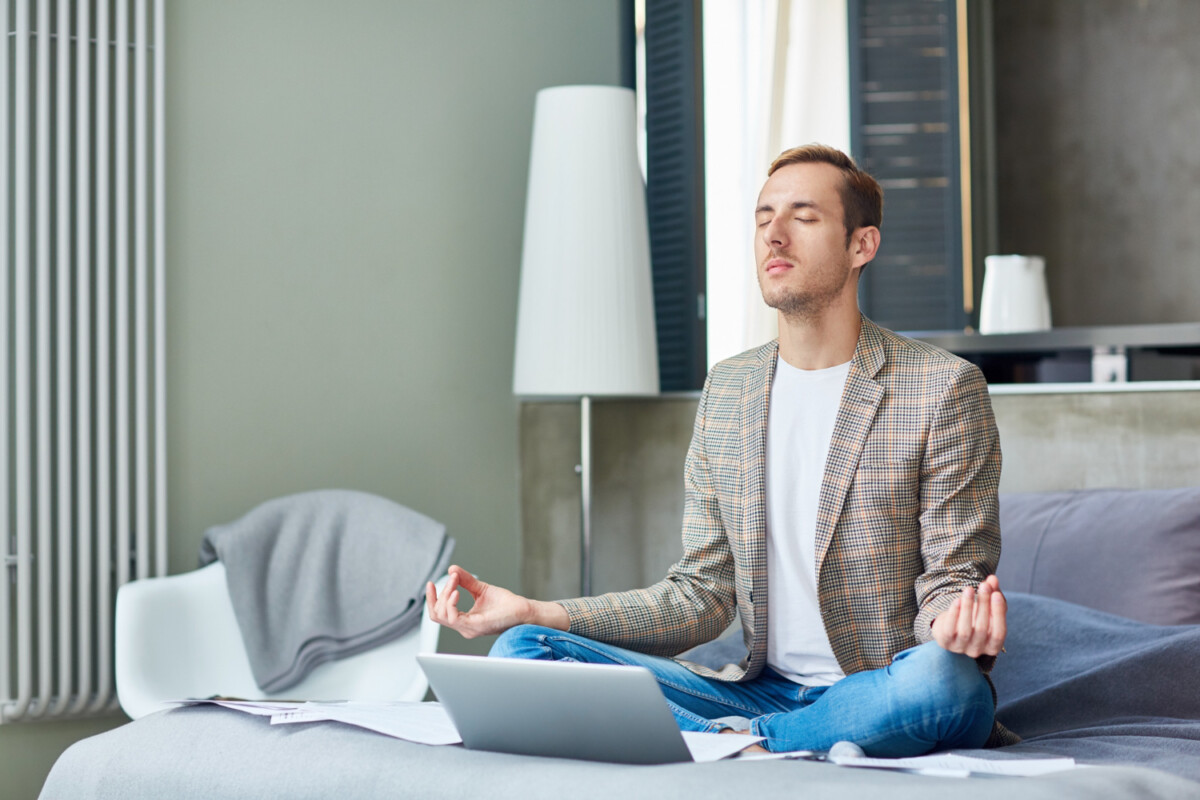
left=41, top=593, right=1200, bottom=799
left=198, top=489, right=454, bottom=693
left=681, top=592, right=1200, bottom=783
left=990, top=593, right=1200, bottom=782
left=41, top=705, right=1200, bottom=800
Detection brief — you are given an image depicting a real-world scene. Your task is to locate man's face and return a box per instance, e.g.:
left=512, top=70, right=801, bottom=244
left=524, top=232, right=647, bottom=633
left=754, top=162, right=862, bottom=320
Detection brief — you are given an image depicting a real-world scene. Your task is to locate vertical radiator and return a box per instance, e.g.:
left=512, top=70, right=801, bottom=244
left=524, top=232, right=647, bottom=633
left=2, top=0, right=165, bottom=723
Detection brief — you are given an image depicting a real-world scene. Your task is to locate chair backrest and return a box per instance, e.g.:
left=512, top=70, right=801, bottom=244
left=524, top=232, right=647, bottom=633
left=115, top=563, right=446, bottom=719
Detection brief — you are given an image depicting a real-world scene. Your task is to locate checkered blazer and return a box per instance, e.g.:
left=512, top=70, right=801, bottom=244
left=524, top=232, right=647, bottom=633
left=558, top=317, right=1003, bottom=684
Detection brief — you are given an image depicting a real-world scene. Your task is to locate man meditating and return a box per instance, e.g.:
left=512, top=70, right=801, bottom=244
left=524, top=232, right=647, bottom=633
left=427, top=144, right=1015, bottom=754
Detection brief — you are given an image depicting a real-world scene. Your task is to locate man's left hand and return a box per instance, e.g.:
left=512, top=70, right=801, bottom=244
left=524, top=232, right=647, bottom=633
left=931, top=574, right=1007, bottom=657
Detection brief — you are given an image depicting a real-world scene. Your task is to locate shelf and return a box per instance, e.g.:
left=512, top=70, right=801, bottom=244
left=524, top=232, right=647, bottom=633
left=906, top=322, right=1200, bottom=354
left=904, top=323, right=1200, bottom=383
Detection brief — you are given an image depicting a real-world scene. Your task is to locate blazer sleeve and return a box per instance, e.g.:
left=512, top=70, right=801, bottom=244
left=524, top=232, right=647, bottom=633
left=555, top=370, right=737, bottom=657
left=912, top=360, right=1002, bottom=672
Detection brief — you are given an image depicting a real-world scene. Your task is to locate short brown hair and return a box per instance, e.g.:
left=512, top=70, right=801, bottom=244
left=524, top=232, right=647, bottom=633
left=768, top=144, right=883, bottom=246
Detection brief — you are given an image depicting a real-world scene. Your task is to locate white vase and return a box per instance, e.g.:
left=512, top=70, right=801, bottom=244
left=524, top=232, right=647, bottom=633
left=979, top=255, right=1052, bottom=334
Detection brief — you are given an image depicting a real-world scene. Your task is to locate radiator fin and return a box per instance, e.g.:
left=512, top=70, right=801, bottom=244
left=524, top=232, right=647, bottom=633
left=2, top=0, right=167, bottom=724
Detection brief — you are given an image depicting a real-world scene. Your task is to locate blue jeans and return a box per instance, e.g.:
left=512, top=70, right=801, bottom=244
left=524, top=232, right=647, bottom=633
left=490, top=626, right=995, bottom=755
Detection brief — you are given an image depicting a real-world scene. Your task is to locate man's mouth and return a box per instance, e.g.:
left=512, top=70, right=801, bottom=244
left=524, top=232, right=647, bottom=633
left=764, top=257, right=793, bottom=275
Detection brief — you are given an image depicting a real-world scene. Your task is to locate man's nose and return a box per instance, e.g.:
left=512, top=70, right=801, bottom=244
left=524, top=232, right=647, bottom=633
left=763, top=217, right=787, bottom=248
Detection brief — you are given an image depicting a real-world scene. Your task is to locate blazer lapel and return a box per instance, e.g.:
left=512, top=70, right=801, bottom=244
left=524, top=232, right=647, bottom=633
left=813, top=318, right=886, bottom=576
left=738, top=341, right=776, bottom=669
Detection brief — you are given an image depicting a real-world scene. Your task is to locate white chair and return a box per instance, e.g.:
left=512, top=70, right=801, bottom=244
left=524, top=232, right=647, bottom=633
left=115, top=563, right=447, bottom=719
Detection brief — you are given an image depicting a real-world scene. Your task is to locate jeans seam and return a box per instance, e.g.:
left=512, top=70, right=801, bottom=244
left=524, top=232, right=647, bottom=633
left=912, top=697, right=995, bottom=748
left=672, top=704, right=726, bottom=733
left=750, top=712, right=780, bottom=739
left=751, top=689, right=992, bottom=752
left=541, top=635, right=765, bottom=717
left=827, top=696, right=994, bottom=753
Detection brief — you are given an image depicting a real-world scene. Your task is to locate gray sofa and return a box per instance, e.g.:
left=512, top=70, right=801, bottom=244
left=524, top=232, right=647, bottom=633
left=40, top=487, right=1200, bottom=799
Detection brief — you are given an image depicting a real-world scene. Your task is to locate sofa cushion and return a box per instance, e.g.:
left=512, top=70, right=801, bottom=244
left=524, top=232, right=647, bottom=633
left=997, top=487, right=1200, bottom=626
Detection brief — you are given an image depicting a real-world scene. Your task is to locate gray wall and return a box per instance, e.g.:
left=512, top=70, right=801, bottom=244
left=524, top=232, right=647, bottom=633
left=1, top=1, right=623, bottom=796
left=992, top=0, right=1200, bottom=327
left=989, top=387, right=1200, bottom=492
left=521, top=387, right=1200, bottom=599
left=520, top=399, right=696, bottom=600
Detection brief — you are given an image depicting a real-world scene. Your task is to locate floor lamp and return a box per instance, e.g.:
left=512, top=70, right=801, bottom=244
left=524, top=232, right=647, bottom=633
left=512, top=86, right=660, bottom=597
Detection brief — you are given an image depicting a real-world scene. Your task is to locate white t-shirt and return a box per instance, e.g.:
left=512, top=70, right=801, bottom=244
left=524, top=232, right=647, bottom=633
left=765, top=355, right=851, bottom=686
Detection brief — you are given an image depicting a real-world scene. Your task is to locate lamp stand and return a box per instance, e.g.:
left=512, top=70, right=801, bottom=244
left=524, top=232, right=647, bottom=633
left=577, top=395, right=593, bottom=597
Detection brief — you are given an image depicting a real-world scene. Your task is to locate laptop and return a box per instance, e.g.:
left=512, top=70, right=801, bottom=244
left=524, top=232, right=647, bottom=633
left=416, top=653, right=693, bottom=764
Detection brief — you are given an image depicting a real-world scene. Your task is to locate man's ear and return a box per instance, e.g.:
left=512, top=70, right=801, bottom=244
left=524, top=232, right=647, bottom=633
left=850, top=226, right=881, bottom=268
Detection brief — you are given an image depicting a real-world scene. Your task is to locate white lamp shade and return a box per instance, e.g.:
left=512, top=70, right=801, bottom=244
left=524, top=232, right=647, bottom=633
left=513, top=86, right=660, bottom=397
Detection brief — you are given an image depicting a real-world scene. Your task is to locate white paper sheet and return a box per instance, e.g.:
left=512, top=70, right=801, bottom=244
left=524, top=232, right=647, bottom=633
left=681, top=732, right=766, bottom=762
left=174, top=698, right=763, bottom=760
left=733, top=749, right=821, bottom=761
left=169, top=698, right=462, bottom=745
left=829, top=752, right=1077, bottom=777
left=270, top=701, right=463, bottom=745
left=168, top=699, right=308, bottom=716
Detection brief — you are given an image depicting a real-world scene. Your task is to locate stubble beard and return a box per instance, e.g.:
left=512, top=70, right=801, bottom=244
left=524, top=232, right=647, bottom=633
left=758, top=262, right=848, bottom=323
left=762, top=283, right=841, bottom=321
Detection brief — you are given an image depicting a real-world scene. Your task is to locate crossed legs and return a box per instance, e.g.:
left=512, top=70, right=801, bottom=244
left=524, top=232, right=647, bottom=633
left=490, top=626, right=995, bottom=755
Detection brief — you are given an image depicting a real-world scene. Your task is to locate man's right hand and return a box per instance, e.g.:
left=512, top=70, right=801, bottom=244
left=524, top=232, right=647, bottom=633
left=425, top=564, right=570, bottom=639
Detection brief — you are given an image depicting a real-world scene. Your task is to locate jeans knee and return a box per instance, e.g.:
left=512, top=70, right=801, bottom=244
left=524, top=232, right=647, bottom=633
left=894, top=642, right=991, bottom=714
left=489, top=624, right=550, bottom=660
left=886, top=642, right=994, bottom=749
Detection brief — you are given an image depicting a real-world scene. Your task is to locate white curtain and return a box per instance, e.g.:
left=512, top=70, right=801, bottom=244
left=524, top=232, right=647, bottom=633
left=703, top=0, right=850, bottom=367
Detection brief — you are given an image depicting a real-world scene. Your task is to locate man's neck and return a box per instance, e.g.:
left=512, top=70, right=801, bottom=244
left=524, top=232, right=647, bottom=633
left=776, top=305, right=861, bottom=370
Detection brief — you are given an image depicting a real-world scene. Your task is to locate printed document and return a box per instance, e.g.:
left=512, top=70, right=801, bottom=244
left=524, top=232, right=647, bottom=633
left=173, top=699, right=759, bottom=761
left=829, top=752, right=1077, bottom=777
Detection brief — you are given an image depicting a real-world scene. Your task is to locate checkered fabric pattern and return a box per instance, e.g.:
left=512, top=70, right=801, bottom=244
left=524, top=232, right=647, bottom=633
left=557, top=316, right=1014, bottom=745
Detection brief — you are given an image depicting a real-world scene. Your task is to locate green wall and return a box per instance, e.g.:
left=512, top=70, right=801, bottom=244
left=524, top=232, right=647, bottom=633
left=1, top=2, right=622, bottom=796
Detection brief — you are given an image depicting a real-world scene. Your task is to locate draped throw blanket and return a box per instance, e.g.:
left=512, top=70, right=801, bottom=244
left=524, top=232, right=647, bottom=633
left=199, top=490, right=454, bottom=693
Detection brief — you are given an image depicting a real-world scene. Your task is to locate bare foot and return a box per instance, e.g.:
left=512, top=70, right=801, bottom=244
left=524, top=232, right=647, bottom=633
left=720, top=729, right=769, bottom=754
